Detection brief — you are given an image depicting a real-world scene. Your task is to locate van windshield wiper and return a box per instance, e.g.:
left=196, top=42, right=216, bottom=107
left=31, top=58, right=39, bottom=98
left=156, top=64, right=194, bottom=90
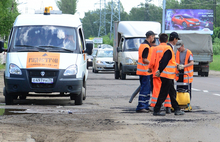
left=15, top=45, right=48, bottom=52
left=39, top=46, right=74, bottom=52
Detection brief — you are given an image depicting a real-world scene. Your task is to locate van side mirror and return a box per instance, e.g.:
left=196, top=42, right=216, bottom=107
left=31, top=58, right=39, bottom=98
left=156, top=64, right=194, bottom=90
left=85, top=43, right=93, bottom=55
left=117, top=47, right=122, bottom=52
left=0, top=41, right=5, bottom=53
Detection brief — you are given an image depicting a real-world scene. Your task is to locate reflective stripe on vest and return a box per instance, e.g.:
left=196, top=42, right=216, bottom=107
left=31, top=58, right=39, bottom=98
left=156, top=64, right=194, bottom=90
left=160, top=46, right=176, bottom=79
left=136, top=43, right=152, bottom=76
left=175, top=49, right=194, bottom=83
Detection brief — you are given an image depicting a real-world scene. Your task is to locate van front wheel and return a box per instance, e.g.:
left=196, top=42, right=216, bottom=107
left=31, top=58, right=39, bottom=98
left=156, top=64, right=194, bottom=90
left=4, top=87, right=13, bottom=105
left=75, top=89, right=83, bottom=105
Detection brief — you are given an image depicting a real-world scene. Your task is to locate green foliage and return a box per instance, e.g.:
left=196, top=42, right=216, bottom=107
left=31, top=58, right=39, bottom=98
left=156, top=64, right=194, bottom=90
left=56, top=0, right=77, bottom=14
left=0, top=0, right=19, bottom=41
left=212, top=26, right=220, bottom=41
left=213, top=38, right=220, bottom=55
left=210, top=55, right=220, bottom=71
left=82, top=2, right=128, bottom=39
left=129, top=3, right=162, bottom=22
left=101, top=33, right=113, bottom=46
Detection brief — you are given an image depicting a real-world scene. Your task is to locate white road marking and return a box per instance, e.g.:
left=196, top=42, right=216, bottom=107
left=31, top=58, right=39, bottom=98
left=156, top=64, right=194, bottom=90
left=213, top=94, right=220, bottom=97
left=192, top=88, right=220, bottom=97
left=192, top=88, right=201, bottom=91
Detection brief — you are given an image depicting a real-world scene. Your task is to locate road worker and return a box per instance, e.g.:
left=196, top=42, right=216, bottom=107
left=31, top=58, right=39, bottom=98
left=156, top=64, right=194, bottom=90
left=167, top=32, right=180, bottom=50
left=136, top=31, right=156, bottom=113
left=148, top=33, right=172, bottom=114
left=153, top=33, right=184, bottom=116
left=175, top=40, right=194, bottom=99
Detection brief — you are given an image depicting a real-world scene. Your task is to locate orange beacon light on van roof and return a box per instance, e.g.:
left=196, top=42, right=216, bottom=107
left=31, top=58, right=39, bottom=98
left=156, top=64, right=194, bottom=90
left=44, top=6, right=53, bottom=15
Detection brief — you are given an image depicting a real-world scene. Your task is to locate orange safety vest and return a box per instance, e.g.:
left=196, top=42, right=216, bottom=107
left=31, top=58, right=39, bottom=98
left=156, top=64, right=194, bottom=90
left=160, top=46, right=176, bottom=79
left=136, top=43, right=152, bottom=76
left=175, top=49, right=193, bottom=83
left=149, top=43, right=170, bottom=77
left=149, top=43, right=172, bottom=107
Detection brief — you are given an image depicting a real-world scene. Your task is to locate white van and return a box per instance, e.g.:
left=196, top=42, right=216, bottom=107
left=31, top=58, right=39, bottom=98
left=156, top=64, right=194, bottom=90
left=0, top=7, right=92, bottom=105
left=113, top=21, right=161, bottom=80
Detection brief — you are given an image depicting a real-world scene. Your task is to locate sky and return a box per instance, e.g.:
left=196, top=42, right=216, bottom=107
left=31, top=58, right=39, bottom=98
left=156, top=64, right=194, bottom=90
left=17, top=0, right=162, bottom=18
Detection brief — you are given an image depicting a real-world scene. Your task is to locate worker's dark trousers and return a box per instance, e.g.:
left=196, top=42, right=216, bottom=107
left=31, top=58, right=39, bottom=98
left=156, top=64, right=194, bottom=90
left=154, top=77, right=180, bottom=113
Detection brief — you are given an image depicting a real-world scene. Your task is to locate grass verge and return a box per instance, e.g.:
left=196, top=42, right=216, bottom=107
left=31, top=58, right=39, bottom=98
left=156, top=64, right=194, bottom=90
left=210, top=55, right=220, bottom=71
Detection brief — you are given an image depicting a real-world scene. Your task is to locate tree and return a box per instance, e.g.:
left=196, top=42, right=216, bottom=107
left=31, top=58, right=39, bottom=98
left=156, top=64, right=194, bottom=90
left=129, top=3, right=162, bottom=23
left=0, top=0, right=19, bottom=41
left=82, top=2, right=129, bottom=39
left=56, top=0, right=77, bottom=14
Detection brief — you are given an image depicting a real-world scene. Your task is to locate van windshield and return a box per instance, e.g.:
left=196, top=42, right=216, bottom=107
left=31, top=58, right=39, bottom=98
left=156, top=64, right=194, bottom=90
left=11, top=26, right=78, bottom=52
left=124, top=38, right=159, bottom=51
left=124, top=38, right=145, bottom=51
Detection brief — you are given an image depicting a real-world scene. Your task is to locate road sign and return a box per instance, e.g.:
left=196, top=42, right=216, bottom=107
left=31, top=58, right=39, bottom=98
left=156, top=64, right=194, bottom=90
left=93, top=38, right=103, bottom=44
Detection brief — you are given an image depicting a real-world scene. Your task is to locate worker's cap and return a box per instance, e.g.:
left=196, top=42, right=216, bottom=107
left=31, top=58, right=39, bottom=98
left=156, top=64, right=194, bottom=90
left=175, top=40, right=184, bottom=48
left=170, top=32, right=180, bottom=40
left=145, top=31, right=157, bottom=37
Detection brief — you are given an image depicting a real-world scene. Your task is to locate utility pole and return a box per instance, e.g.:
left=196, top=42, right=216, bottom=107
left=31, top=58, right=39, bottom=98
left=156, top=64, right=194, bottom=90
left=162, top=0, right=166, bottom=33
left=98, top=0, right=107, bottom=37
left=110, top=0, right=120, bottom=39
left=214, top=0, right=216, bottom=26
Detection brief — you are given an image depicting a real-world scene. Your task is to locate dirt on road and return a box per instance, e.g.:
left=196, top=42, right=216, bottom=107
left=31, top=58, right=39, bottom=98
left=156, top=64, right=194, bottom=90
left=0, top=70, right=219, bottom=142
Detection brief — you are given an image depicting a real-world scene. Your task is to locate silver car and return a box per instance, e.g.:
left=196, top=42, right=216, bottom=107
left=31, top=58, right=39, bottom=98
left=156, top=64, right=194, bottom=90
left=93, top=49, right=114, bottom=73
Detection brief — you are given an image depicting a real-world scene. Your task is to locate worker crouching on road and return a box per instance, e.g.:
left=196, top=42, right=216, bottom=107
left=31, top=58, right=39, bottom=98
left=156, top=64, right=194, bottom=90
left=175, top=40, right=194, bottom=100
left=136, top=31, right=156, bottom=113
left=153, top=33, right=185, bottom=116
left=148, top=33, right=172, bottom=114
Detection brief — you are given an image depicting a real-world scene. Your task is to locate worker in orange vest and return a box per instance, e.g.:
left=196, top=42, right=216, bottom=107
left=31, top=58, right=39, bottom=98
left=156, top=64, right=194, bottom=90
left=136, top=31, right=156, bottom=113
left=175, top=40, right=194, bottom=99
left=153, top=33, right=184, bottom=116
left=148, top=33, right=172, bottom=114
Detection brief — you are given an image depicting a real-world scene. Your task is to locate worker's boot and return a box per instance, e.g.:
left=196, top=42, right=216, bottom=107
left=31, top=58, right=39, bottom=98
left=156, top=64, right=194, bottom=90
left=166, top=107, right=171, bottom=114
left=153, top=111, right=166, bottom=116
left=174, top=110, right=185, bottom=115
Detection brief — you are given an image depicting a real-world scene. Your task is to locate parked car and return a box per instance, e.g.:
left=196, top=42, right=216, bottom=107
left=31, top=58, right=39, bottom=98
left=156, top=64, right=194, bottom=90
left=93, top=48, right=114, bottom=73
left=172, top=14, right=200, bottom=29
left=87, top=48, right=98, bottom=69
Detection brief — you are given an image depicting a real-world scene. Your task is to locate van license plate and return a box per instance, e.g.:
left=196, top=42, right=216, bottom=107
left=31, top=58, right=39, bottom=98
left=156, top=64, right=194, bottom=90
left=32, top=78, right=53, bottom=84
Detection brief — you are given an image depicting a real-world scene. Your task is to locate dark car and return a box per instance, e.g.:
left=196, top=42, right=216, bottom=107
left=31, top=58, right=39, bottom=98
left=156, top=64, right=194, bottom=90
left=172, top=15, right=200, bottom=29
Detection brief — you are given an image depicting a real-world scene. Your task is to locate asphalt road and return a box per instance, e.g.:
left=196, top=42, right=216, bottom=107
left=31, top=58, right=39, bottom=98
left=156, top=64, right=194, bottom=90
left=0, top=69, right=219, bottom=141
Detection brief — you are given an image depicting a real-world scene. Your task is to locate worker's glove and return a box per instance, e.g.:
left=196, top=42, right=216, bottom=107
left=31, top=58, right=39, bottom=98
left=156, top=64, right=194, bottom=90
left=148, top=68, right=152, bottom=73
left=155, top=70, right=161, bottom=77
left=177, top=64, right=184, bottom=70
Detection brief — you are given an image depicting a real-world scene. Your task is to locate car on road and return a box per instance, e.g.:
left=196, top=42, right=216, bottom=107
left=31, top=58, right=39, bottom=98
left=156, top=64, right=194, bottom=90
left=98, top=44, right=113, bottom=49
left=93, top=48, right=114, bottom=73
left=87, top=48, right=98, bottom=69
left=172, top=14, right=200, bottom=29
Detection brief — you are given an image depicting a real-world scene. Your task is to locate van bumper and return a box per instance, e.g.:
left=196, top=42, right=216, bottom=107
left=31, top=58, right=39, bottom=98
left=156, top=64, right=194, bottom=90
left=4, top=69, right=83, bottom=94
left=122, top=65, right=137, bottom=75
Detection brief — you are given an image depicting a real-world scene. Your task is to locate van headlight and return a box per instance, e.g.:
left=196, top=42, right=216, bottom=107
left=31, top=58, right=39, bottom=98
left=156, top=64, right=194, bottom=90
left=9, top=63, right=22, bottom=75
left=63, top=65, right=78, bottom=76
left=125, top=58, right=134, bottom=64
